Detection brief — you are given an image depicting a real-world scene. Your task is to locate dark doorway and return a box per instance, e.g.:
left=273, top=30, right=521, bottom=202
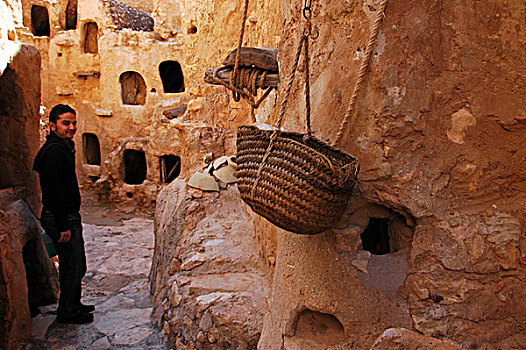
left=65, top=0, right=78, bottom=30
left=160, top=155, right=181, bottom=183
left=83, top=22, right=98, bottom=54
left=82, top=133, right=101, bottom=165
left=159, top=61, right=185, bottom=93
left=124, top=149, right=147, bottom=185
left=31, top=5, right=50, bottom=37
left=361, top=218, right=390, bottom=255
left=120, top=71, right=146, bottom=105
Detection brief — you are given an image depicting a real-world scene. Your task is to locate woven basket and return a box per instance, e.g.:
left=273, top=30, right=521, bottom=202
left=236, top=125, right=359, bottom=235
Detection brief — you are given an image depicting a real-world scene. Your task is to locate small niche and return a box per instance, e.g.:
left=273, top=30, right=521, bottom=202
left=293, top=309, right=346, bottom=346
left=159, top=61, right=185, bottom=93
left=187, top=25, right=197, bottom=34
left=82, top=133, right=101, bottom=165
left=160, top=155, right=181, bottom=183
left=83, top=22, right=98, bottom=54
left=361, top=218, right=390, bottom=255
left=124, top=149, right=147, bottom=185
left=361, top=213, right=414, bottom=255
left=31, top=5, right=50, bottom=37
left=120, top=71, right=146, bottom=105
left=65, top=0, right=78, bottom=30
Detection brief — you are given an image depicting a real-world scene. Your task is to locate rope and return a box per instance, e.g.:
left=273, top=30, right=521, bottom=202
left=334, top=0, right=388, bottom=146
left=213, top=67, right=273, bottom=109
left=274, top=31, right=307, bottom=129
left=304, top=21, right=312, bottom=139
left=250, top=26, right=308, bottom=200
left=212, top=0, right=274, bottom=112
left=231, top=0, right=250, bottom=94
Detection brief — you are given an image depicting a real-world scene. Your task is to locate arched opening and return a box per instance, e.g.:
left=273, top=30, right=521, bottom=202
left=124, top=149, right=147, bottom=185
left=31, top=5, right=50, bottom=37
left=292, top=309, right=346, bottom=346
left=160, top=155, right=181, bottom=183
left=159, top=61, right=185, bottom=93
left=361, top=212, right=414, bottom=255
left=82, top=133, right=101, bottom=165
left=65, top=0, right=78, bottom=30
left=361, top=218, right=390, bottom=255
left=83, top=22, right=98, bottom=54
left=187, top=24, right=197, bottom=34
left=120, top=71, right=146, bottom=105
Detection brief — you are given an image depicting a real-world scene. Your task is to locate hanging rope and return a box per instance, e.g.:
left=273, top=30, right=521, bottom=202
left=231, top=0, right=250, bottom=101
left=210, top=0, right=274, bottom=117
left=334, top=0, right=388, bottom=147
left=213, top=66, right=273, bottom=111
left=250, top=2, right=314, bottom=200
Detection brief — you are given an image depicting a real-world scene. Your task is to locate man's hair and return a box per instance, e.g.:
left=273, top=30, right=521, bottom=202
left=49, top=104, right=76, bottom=123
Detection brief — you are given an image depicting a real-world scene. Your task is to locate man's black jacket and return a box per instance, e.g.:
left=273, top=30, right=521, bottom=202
left=33, top=132, right=81, bottom=232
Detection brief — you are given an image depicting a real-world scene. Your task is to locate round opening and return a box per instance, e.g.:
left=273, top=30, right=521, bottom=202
left=126, top=192, right=133, bottom=198
left=187, top=25, right=197, bottom=34
left=151, top=88, right=157, bottom=93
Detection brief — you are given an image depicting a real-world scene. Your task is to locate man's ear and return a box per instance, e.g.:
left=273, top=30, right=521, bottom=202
left=49, top=122, right=56, bottom=131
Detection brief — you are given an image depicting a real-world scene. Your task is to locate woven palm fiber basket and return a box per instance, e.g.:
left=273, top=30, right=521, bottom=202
left=236, top=125, right=360, bottom=235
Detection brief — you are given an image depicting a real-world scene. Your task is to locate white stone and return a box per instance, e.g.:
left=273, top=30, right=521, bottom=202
left=187, top=172, right=220, bottom=192
left=213, top=165, right=237, bottom=184
left=112, top=327, right=154, bottom=346
left=351, top=250, right=371, bottom=273
left=95, top=308, right=152, bottom=336
left=91, top=336, right=111, bottom=349
left=180, top=253, right=207, bottom=271
left=447, top=108, right=476, bottom=144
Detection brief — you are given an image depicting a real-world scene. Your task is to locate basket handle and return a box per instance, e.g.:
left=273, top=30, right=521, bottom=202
left=274, top=27, right=310, bottom=134
left=250, top=10, right=315, bottom=199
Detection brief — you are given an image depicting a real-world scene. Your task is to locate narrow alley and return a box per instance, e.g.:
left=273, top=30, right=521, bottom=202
left=28, top=194, right=170, bottom=349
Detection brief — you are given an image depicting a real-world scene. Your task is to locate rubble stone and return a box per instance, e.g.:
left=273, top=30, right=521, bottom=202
left=150, top=179, right=268, bottom=349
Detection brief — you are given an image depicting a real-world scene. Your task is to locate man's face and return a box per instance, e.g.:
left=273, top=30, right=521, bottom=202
left=50, top=112, right=77, bottom=139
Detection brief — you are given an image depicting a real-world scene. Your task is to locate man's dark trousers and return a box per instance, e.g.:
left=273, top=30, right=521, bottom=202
left=41, top=210, right=86, bottom=316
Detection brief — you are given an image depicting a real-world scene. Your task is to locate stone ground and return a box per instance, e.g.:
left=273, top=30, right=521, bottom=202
left=26, top=191, right=171, bottom=349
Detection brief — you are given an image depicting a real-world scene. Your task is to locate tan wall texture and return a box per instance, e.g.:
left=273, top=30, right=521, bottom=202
left=258, top=0, right=525, bottom=349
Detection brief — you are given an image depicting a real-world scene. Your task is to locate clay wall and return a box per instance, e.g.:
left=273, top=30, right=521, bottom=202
left=257, top=0, right=525, bottom=349
left=17, top=0, right=282, bottom=206
left=0, top=1, right=59, bottom=348
left=10, top=0, right=525, bottom=348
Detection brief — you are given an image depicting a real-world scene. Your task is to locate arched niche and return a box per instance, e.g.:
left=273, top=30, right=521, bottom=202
left=82, top=133, right=101, bottom=165
left=360, top=211, right=414, bottom=255
left=159, top=61, right=185, bottom=93
left=123, top=149, right=147, bottom=185
left=31, top=5, right=50, bottom=37
left=159, top=155, right=181, bottom=183
left=291, top=309, right=346, bottom=346
left=65, top=0, right=78, bottom=30
left=120, top=71, right=146, bottom=105
left=187, top=24, right=197, bottom=34
left=83, top=22, right=98, bottom=54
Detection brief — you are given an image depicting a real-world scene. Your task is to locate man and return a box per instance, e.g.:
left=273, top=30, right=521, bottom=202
left=33, top=104, right=94, bottom=324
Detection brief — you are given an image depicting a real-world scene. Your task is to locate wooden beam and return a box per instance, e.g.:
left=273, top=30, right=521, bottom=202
left=204, top=68, right=280, bottom=88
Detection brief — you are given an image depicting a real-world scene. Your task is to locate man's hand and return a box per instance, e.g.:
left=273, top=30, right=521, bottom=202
left=58, top=230, right=71, bottom=243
